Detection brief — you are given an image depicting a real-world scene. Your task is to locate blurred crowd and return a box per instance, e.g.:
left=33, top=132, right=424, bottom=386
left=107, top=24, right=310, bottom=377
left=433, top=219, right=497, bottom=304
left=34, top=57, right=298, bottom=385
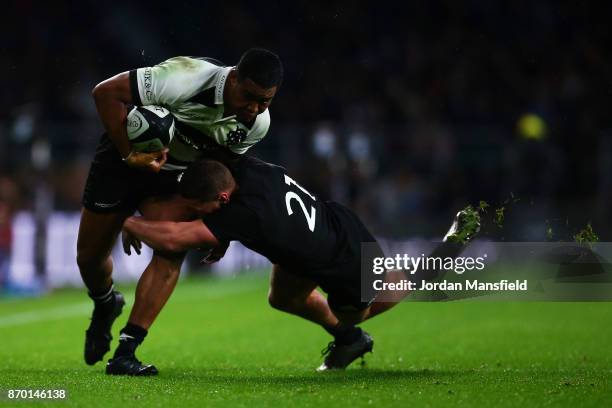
left=1, top=0, right=610, bottom=249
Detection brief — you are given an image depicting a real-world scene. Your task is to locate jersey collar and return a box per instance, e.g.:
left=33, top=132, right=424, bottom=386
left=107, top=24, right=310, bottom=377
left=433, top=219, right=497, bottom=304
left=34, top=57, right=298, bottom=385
left=215, top=66, right=233, bottom=105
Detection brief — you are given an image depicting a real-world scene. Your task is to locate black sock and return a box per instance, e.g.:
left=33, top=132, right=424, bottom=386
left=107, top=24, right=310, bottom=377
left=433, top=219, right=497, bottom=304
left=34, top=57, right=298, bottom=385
left=88, top=284, right=115, bottom=315
left=113, top=323, right=148, bottom=358
left=325, top=323, right=362, bottom=345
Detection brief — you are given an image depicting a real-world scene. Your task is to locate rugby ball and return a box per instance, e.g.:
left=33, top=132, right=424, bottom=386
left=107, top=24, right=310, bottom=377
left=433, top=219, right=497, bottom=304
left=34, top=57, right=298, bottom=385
left=126, top=105, right=175, bottom=152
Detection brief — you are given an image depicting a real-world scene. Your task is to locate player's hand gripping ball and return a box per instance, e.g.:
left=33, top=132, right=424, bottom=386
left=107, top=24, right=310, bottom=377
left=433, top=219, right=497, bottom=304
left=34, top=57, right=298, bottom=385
left=124, top=105, right=175, bottom=172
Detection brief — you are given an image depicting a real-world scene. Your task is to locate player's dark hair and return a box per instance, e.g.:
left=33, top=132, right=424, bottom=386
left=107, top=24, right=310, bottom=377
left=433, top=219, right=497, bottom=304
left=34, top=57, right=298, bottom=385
left=179, top=160, right=235, bottom=201
left=236, top=48, right=283, bottom=88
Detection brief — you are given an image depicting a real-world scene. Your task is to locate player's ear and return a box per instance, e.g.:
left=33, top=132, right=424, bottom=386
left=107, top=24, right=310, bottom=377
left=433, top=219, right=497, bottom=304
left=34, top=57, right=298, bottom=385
left=218, top=192, right=230, bottom=204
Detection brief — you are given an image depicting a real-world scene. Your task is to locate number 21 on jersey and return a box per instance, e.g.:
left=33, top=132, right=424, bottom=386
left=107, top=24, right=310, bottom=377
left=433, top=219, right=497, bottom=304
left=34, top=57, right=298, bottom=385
left=283, top=174, right=316, bottom=232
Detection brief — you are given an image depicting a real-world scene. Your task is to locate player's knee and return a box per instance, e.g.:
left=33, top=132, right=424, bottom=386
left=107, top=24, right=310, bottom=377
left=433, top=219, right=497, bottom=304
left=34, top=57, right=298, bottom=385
left=268, top=291, right=291, bottom=311
left=268, top=291, right=306, bottom=312
left=267, top=291, right=283, bottom=310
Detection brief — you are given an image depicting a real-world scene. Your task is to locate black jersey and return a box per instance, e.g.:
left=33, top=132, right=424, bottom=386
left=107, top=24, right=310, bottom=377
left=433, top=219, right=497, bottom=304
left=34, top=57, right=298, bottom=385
left=203, top=157, right=354, bottom=271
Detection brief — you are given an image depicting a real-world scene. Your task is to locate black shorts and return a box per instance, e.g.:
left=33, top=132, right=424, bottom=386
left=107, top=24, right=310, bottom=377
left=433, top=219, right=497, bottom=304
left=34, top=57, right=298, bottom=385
left=301, top=202, right=384, bottom=313
left=82, top=134, right=182, bottom=214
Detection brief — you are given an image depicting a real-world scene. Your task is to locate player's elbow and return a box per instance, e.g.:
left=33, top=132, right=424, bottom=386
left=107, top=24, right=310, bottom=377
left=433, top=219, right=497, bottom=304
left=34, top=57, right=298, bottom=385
left=92, top=72, right=130, bottom=103
left=91, top=83, right=101, bottom=99
left=91, top=81, right=110, bottom=101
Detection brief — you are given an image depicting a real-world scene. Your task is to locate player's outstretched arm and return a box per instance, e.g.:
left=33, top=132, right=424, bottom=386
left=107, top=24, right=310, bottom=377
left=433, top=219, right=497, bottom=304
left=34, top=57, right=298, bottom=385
left=123, top=216, right=219, bottom=253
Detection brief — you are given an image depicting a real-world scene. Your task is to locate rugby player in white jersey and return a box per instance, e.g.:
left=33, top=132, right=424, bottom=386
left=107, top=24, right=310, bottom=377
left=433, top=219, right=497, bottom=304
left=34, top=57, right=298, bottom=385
left=78, top=49, right=283, bottom=375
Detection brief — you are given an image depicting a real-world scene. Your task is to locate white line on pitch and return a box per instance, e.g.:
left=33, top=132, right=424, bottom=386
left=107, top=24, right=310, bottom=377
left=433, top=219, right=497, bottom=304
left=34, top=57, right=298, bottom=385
left=0, top=283, right=258, bottom=328
left=0, top=301, right=99, bottom=328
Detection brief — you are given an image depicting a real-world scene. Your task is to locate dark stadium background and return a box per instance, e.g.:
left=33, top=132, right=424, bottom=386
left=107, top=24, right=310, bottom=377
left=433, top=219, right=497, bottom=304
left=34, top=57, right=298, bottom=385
left=0, top=1, right=610, bottom=288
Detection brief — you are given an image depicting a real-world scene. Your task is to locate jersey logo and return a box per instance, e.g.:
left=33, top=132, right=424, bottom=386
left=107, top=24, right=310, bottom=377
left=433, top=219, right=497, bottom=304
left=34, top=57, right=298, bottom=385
left=143, top=67, right=153, bottom=102
left=227, top=128, right=247, bottom=146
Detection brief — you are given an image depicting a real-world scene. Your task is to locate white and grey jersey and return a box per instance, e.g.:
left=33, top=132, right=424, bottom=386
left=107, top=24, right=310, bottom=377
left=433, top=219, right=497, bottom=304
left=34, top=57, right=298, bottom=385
left=129, top=56, right=270, bottom=170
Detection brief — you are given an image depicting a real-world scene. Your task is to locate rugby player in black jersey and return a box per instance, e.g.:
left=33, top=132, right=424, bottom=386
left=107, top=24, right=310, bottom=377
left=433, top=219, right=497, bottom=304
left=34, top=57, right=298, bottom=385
left=118, top=156, right=479, bottom=374
left=79, top=49, right=283, bottom=374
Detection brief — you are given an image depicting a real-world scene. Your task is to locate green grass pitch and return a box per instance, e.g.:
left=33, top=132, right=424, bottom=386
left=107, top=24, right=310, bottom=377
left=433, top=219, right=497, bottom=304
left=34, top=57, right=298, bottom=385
left=1, top=273, right=611, bottom=407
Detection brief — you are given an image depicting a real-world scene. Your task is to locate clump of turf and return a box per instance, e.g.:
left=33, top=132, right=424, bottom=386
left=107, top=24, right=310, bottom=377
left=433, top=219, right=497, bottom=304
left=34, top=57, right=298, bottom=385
left=494, top=207, right=505, bottom=228
left=492, top=193, right=520, bottom=229
left=446, top=194, right=517, bottom=243
left=574, top=223, right=599, bottom=248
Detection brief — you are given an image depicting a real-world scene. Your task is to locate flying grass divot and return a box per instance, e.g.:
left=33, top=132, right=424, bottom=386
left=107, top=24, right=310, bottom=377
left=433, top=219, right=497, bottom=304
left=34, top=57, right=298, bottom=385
left=445, top=205, right=482, bottom=245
